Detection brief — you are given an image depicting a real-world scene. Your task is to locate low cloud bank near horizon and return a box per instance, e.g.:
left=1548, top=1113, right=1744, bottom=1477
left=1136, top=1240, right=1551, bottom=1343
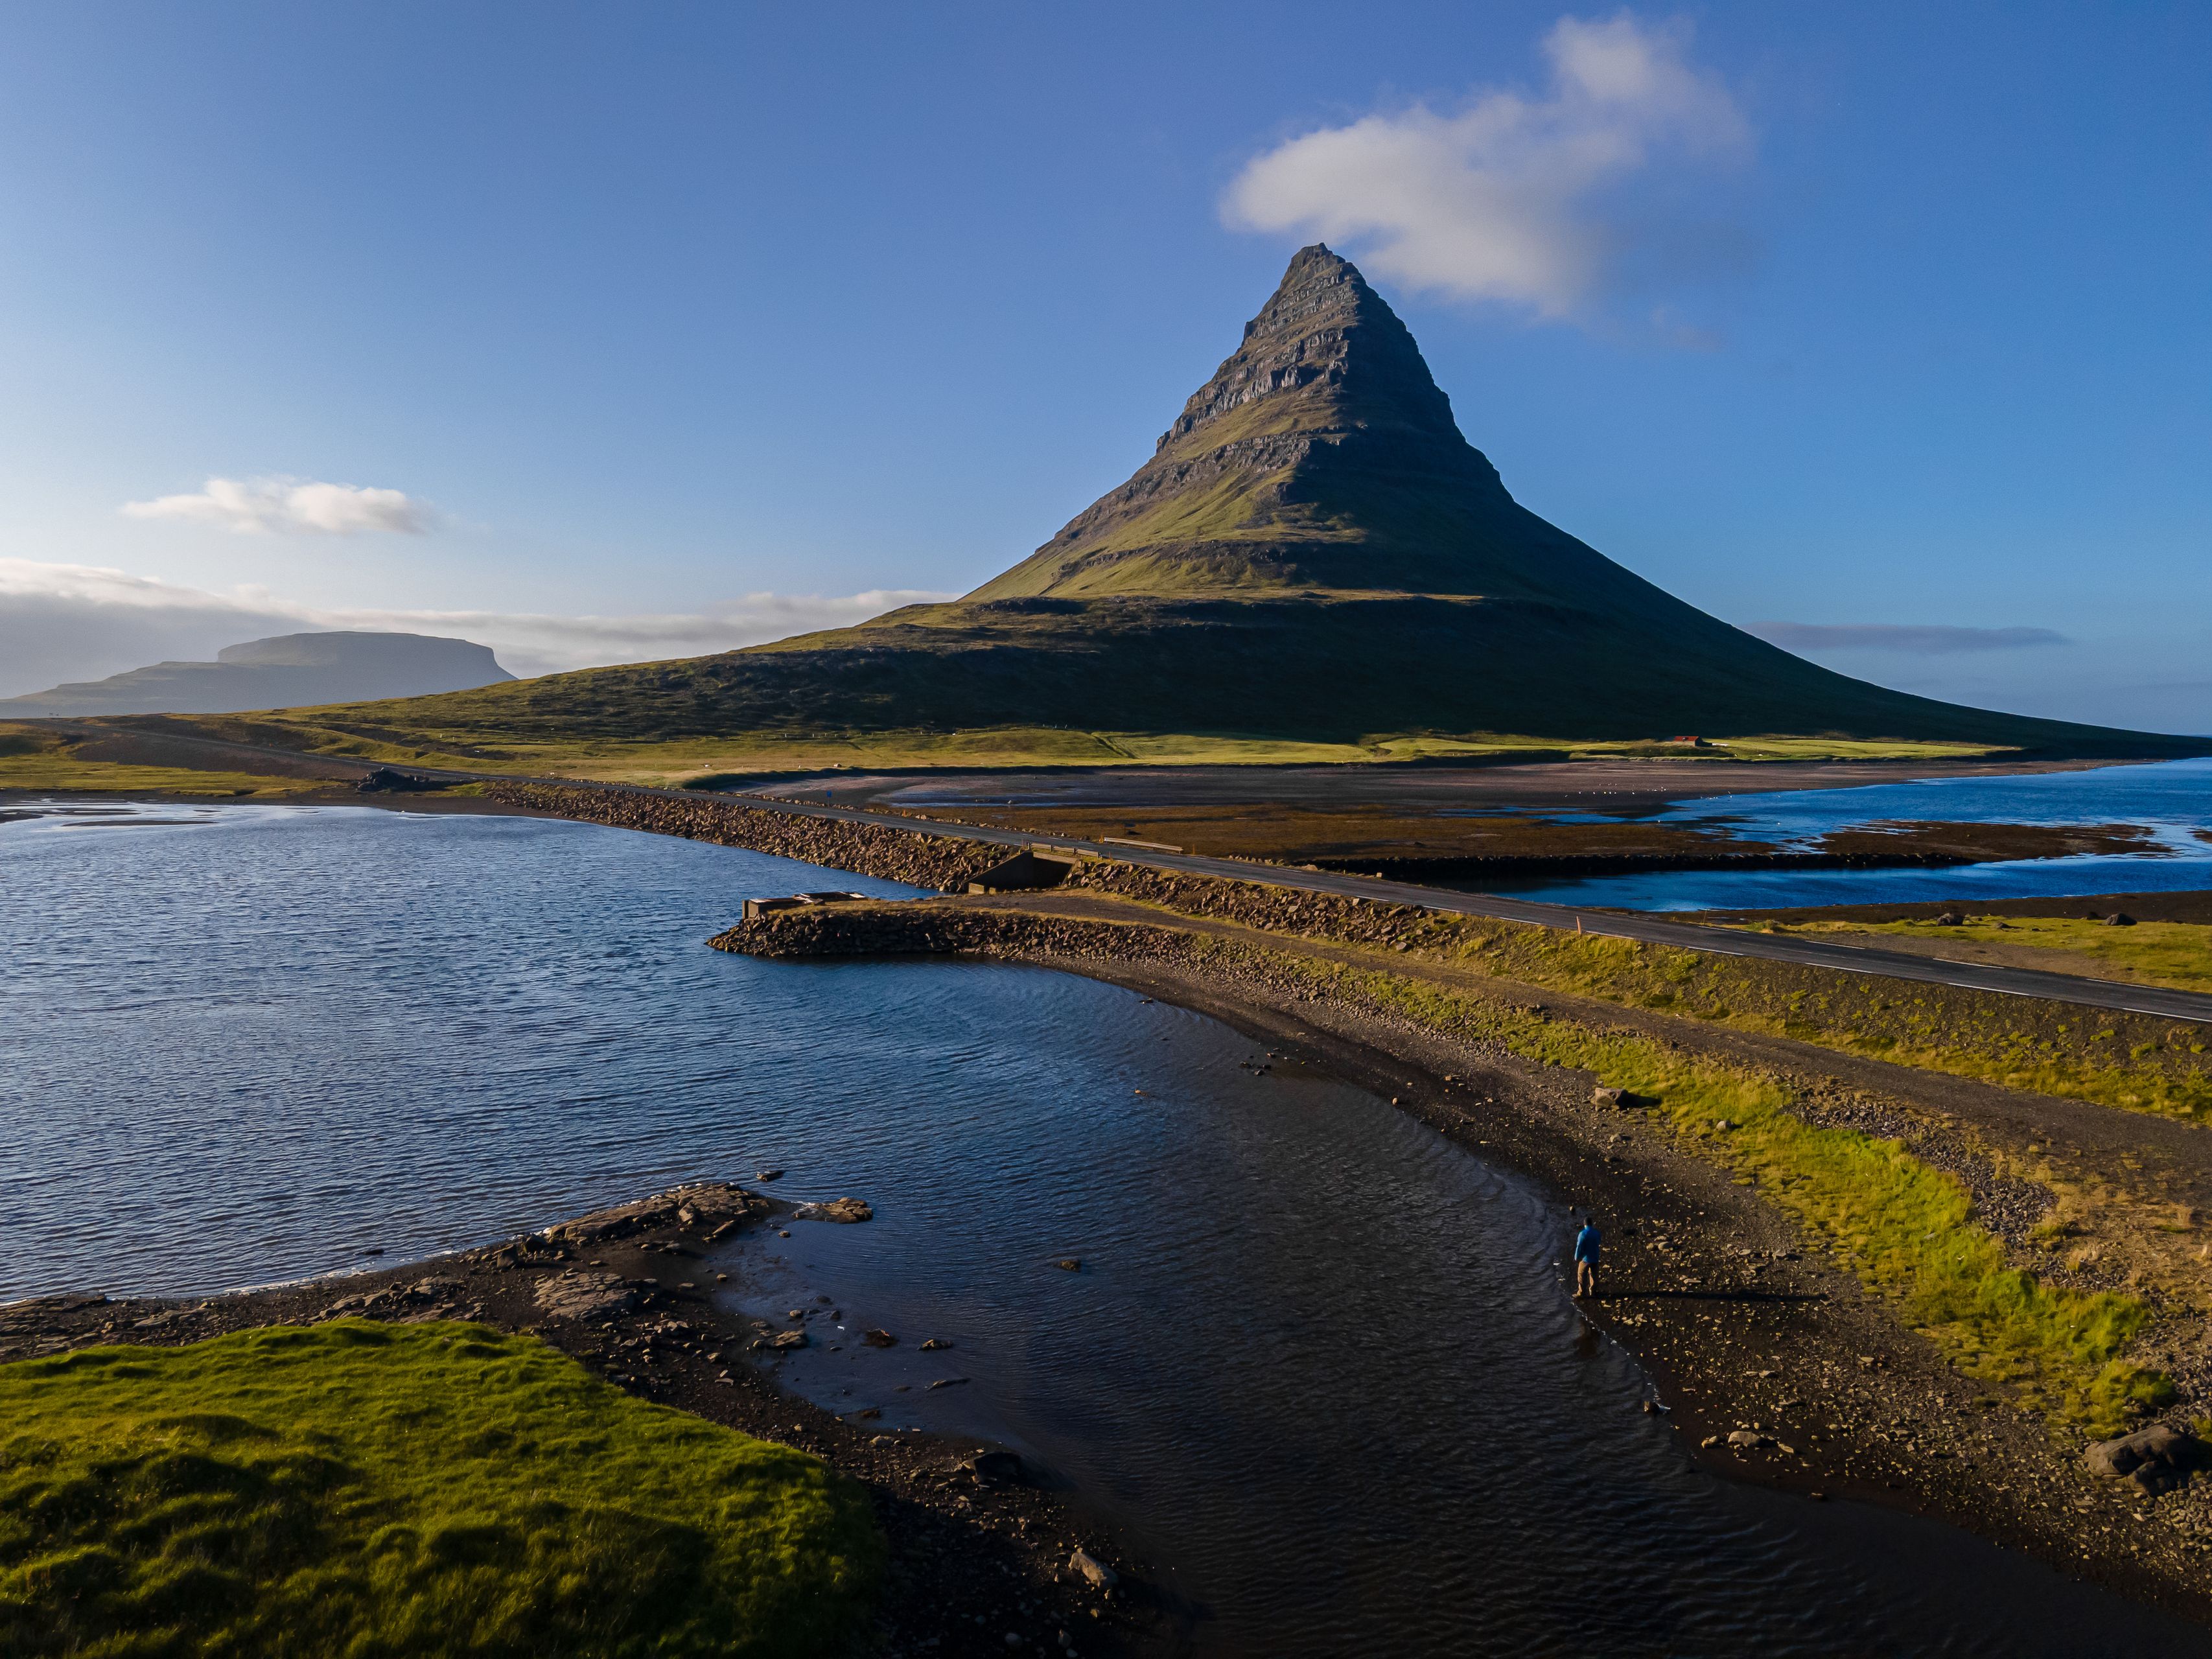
left=1224, top=12, right=1750, bottom=321
left=0, top=559, right=950, bottom=696
left=122, top=476, right=436, bottom=536
left=1751, top=621, right=2071, bottom=655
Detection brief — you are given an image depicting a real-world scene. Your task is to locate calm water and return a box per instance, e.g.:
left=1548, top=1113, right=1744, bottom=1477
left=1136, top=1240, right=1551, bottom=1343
left=4, top=800, right=2204, bottom=1655
left=1478, top=757, right=2212, bottom=910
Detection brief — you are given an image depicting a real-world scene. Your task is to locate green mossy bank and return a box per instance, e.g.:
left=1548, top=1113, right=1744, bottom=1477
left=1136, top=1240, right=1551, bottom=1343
left=0, top=1321, right=880, bottom=1658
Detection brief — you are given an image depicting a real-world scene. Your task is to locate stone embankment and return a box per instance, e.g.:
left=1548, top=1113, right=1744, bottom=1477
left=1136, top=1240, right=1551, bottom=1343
left=490, top=780, right=1448, bottom=950
left=482, top=782, right=1004, bottom=890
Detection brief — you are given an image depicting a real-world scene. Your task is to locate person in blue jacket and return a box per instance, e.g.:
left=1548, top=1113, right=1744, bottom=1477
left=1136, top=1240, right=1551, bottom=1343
left=1572, top=1216, right=1602, bottom=1299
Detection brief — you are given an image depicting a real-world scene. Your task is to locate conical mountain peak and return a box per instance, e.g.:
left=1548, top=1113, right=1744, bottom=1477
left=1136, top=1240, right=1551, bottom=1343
left=1156, top=244, right=1462, bottom=454
left=967, top=245, right=1516, bottom=601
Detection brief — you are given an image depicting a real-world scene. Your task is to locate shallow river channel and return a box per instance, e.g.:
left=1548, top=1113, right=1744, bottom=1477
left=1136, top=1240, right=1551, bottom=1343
left=5, top=802, right=2206, bottom=1655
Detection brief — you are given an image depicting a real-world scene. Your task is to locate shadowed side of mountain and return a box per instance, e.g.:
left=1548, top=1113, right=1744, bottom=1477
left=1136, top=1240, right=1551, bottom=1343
left=202, top=248, right=2206, bottom=763
left=3, top=631, right=515, bottom=717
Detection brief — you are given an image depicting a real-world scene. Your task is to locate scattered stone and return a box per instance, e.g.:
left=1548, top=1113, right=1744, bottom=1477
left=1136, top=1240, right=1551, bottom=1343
left=793, top=1197, right=873, bottom=1224
left=1069, top=1549, right=1119, bottom=1589
left=1593, top=1086, right=1625, bottom=1107
left=1726, top=1429, right=1773, bottom=1451
left=763, top=1329, right=808, bottom=1351
left=531, top=1272, right=642, bottom=1323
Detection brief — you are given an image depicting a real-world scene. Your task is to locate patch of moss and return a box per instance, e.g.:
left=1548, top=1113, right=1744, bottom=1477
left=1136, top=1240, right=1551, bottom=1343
left=0, top=1321, right=879, bottom=1657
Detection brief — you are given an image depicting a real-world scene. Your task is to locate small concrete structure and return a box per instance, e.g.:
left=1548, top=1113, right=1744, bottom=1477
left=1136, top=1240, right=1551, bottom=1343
left=741, top=890, right=868, bottom=921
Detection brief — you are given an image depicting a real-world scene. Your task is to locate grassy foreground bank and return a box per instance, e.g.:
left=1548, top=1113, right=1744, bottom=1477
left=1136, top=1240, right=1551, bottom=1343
left=0, top=1321, right=879, bottom=1657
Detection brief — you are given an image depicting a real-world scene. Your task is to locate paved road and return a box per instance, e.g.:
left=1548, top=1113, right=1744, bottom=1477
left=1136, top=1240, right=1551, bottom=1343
left=721, top=790, right=2212, bottom=1027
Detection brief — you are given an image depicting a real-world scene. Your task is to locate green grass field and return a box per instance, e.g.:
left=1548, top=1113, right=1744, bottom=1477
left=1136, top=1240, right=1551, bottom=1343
left=0, top=1321, right=879, bottom=1658
left=137, top=710, right=2010, bottom=791
left=1430, top=916, right=2212, bottom=1121
left=1778, top=915, right=2212, bottom=996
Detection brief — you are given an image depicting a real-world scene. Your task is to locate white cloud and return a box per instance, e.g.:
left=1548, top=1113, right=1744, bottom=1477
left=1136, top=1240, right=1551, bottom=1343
left=122, top=476, right=434, bottom=535
left=1223, top=11, right=1749, bottom=318
left=0, top=557, right=951, bottom=695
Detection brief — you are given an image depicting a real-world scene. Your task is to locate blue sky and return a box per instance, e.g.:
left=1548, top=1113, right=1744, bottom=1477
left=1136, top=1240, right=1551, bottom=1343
left=0, top=2, right=2206, bottom=732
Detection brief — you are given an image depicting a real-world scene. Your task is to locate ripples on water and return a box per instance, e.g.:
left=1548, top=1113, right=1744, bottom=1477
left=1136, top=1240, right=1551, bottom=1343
left=3, top=801, right=2202, bottom=1656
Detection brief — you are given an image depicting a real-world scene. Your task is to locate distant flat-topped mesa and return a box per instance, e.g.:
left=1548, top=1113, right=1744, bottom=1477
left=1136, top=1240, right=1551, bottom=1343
left=250, top=249, right=2205, bottom=760
left=3, top=631, right=514, bottom=717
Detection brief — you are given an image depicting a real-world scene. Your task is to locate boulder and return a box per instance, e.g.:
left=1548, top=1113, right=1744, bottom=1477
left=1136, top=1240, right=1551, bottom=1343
left=793, top=1197, right=872, bottom=1224
left=862, top=1328, right=897, bottom=1347
left=1726, top=1429, right=1773, bottom=1451
left=1070, top=1549, right=1119, bottom=1588
left=1592, top=1086, right=1625, bottom=1108
left=2086, top=1422, right=2202, bottom=1489
left=1933, top=911, right=1965, bottom=927
left=532, top=1272, right=642, bottom=1323
left=2104, top=913, right=2136, bottom=927
left=965, top=1450, right=1025, bottom=1485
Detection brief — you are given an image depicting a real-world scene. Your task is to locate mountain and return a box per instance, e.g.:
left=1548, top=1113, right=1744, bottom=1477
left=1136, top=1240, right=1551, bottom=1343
left=4, top=631, right=515, bottom=717
left=234, top=248, right=2198, bottom=758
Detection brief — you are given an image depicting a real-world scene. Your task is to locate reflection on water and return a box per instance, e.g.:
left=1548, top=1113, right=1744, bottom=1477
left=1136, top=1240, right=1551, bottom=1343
left=1476, top=758, right=2212, bottom=911
left=3, top=802, right=2204, bottom=1655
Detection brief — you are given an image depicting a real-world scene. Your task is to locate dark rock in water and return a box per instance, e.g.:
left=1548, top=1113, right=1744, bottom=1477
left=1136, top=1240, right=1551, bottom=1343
left=1054, top=1258, right=1082, bottom=1272
left=919, top=1338, right=953, bottom=1351
left=965, top=1450, right=1025, bottom=1485
left=355, top=766, right=439, bottom=793
left=756, top=1168, right=784, bottom=1181
left=793, top=1196, right=872, bottom=1224
left=862, top=1328, right=897, bottom=1347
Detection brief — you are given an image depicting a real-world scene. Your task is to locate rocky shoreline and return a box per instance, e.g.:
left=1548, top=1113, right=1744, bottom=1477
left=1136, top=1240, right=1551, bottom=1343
left=0, top=1185, right=1164, bottom=1659
left=717, top=894, right=2212, bottom=1628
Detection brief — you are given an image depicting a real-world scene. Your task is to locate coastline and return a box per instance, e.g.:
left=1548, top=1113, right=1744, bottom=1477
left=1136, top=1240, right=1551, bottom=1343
left=14, top=775, right=2212, bottom=1631
left=718, top=893, right=2212, bottom=1625
left=0, top=1186, right=1166, bottom=1659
